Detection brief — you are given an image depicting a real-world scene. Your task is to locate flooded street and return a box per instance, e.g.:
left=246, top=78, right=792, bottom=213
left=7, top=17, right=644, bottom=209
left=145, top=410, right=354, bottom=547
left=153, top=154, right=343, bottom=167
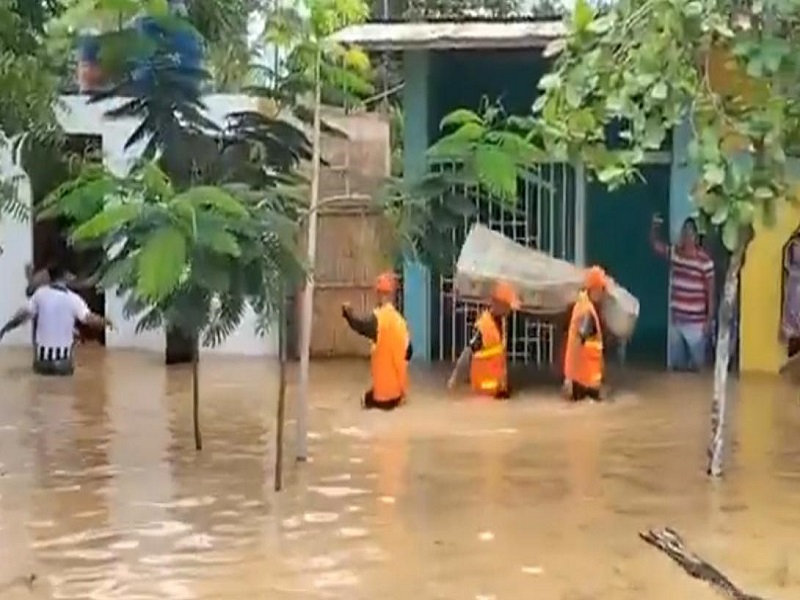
left=0, top=346, right=799, bottom=599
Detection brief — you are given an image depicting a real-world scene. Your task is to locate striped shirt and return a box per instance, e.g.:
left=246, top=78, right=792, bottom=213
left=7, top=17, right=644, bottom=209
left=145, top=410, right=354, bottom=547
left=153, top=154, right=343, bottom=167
left=670, top=248, right=714, bottom=324
left=36, top=346, right=72, bottom=362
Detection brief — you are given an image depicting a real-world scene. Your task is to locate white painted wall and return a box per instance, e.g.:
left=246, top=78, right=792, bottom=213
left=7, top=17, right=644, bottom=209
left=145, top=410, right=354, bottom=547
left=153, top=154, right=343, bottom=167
left=0, top=94, right=279, bottom=357
left=0, top=143, right=33, bottom=348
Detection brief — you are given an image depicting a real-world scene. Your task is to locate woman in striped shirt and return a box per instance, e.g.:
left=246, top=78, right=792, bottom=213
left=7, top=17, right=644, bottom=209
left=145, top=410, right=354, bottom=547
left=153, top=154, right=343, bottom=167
left=651, top=215, right=715, bottom=371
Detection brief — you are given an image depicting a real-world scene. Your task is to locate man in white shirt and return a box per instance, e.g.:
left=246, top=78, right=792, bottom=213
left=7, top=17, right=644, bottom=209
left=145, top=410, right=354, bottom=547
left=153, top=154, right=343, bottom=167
left=0, top=262, right=112, bottom=375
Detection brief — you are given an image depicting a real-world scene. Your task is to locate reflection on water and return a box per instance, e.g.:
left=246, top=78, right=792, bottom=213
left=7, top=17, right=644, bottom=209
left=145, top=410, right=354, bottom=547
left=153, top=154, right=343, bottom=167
left=0, top=346, right=799, bottom=598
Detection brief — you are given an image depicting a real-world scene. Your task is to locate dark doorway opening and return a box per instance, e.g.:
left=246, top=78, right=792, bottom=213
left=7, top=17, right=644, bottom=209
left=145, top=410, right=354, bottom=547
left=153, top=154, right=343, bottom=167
left=781, top=229, right=800, bottom=360
left=30, top=134, right=106, bottom=346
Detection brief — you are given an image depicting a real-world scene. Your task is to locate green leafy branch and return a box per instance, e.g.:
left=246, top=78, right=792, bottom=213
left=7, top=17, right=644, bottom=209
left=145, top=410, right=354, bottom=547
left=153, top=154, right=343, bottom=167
left=375, top=173, right=476, bottom=272
left=251, top=0, right=374, bottom=114
left=427, top=96, right=549, bottom=204
left=535, top=0, right=800, bottom=252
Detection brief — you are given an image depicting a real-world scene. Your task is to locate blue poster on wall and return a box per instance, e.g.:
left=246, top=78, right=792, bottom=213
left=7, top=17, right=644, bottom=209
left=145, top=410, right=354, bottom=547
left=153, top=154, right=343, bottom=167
left=76, top=0, right=203, bottom=93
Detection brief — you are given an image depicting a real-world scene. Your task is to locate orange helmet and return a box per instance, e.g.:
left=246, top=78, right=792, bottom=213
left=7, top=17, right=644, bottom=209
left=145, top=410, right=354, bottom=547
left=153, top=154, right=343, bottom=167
left=375, top=271, right=398, bottom=294
left=492, top=281, right=521, bottom=310
left=584, top=265, right=608, bottom=291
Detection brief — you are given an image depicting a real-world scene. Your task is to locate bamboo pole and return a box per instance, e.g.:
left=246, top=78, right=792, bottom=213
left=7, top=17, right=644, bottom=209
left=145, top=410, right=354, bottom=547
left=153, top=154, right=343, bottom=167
left=274, top=293, right=288, bottom=491
left=295, top=48, right=322, bottom=462
left=192, top=336, right=202, bottom=451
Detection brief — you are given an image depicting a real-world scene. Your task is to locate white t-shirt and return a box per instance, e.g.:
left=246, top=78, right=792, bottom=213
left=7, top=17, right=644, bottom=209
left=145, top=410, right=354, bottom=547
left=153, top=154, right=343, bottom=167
left=27, top=285, right=91, bottom=350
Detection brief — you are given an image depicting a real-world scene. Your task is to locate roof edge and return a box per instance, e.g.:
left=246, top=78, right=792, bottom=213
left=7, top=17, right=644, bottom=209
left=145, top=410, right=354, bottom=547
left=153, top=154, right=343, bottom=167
left=329, top=20, right=566, bottom=50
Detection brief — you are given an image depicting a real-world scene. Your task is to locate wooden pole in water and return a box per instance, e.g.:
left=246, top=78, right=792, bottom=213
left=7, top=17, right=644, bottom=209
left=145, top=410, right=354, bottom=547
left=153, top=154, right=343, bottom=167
left=295, top=48, right=322, bottom=463
left=707, top=238, right=747, bottom=477
left=274, top=293, right=287, bottom=491
left=192, top=336, right=202, bottom=451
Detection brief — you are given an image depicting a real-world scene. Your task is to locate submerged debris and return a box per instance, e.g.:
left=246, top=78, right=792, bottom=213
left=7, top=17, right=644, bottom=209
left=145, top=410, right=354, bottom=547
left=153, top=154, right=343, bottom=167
left=640, top=527, right=768, bottom=600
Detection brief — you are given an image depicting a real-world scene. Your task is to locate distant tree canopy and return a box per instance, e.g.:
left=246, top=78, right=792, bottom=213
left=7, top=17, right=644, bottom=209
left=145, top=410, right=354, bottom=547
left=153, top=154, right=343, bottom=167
left=0, top=0, right=65, bottom=140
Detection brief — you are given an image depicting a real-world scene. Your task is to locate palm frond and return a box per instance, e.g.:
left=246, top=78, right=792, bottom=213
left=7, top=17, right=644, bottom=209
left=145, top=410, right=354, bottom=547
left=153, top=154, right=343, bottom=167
left=203, top=292, right=247, bottom=347
left=0, top=175, right=29, bottom=223
left=135, top=306, right=164, bottom=334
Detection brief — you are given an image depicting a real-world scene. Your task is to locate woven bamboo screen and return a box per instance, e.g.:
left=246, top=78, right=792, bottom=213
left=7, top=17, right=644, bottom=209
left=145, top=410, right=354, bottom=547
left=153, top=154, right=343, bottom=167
left=298, top=110, right=393, bottom=358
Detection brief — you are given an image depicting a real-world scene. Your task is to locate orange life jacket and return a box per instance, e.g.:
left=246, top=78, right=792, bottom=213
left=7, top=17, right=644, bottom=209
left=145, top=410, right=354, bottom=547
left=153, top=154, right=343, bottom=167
left=371, top=303, right=410, bottom=402
left=564, top=290, right=604, bottom=389
left=470, top=310, right=507, bottom=396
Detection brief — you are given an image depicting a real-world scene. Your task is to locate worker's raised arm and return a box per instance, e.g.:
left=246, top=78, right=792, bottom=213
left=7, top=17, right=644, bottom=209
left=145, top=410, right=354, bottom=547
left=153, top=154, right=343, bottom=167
left=650, top=213, right=670, bottom=258
left=341, top=303, right=378, bottom=342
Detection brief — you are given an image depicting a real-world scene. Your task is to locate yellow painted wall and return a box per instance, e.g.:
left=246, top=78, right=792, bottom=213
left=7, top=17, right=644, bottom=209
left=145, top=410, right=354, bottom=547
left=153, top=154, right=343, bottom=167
left=741, top=202, right=800, bottom=373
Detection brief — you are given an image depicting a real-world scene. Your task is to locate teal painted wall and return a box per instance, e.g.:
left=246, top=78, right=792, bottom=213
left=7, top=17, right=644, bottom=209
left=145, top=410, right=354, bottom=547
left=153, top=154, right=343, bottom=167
left=669, top=119, right=696, bottom=241
left=402, top=50, right=433, bottom=361
left=427, top=49, right=549, bottom=139
left=586, top=165, right=671, bottom=366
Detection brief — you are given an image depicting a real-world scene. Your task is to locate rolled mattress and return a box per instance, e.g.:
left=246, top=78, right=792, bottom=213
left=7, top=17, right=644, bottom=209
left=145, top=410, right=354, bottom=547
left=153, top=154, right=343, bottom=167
left=453, top=224, right=640, bottom=339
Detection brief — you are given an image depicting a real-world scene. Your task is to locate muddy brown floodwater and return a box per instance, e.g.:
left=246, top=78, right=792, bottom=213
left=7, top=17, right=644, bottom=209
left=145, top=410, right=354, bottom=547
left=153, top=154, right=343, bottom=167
left=0, top=346, right=799, bottom=599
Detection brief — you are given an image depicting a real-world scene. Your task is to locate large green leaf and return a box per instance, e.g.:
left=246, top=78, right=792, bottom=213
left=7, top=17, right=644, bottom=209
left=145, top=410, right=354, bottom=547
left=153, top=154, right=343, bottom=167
left=39, top=172, right=116, bottom=222
left=439, top=109, right=483, bottom=130
left=71, top=204, right=141, bottom=242
left=537, top=73, right=561, bottom=91
left=572, top=0, right=594, bottom=31
left=487, top=131, right=546, bottom=164
left=140, top=161, right=174, bottom=199
left=136, top=227, right=188, bottom=301
left=427, top=122, right=485, bottom=157
left=173, top=186, right=249, bottom=219
left=199, top=228, right=242, bottom=257
left=100, top=255, right=136, bottom=288
left=472, top=145, right=518, bottom=202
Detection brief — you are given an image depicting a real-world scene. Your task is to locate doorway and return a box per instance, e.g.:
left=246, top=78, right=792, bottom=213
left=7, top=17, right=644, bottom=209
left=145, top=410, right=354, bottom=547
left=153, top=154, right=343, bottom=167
left=30, top=134, right=106, bottom=345
left=585, top=164, right=671, bottom=366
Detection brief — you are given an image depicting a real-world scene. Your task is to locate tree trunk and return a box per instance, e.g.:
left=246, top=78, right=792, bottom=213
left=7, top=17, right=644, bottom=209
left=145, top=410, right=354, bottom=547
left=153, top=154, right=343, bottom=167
left=296, top=49, right=322, bottom=463
left=192, top=339, right=202, bottom=451
left=166, top=326, right=195, bottom=365
left=274, top=295, right=288, bottom=491
left=706, top=238, right=747, bottom=477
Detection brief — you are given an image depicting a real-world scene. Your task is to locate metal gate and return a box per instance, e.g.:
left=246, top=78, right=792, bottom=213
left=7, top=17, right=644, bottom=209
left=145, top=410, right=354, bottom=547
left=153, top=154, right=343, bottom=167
left=434, top=161, right=577, bottom=366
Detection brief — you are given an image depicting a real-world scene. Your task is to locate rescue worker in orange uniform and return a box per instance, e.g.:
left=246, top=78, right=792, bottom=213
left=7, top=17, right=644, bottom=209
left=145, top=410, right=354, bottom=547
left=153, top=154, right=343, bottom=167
left=447, top=281, right=520, bottom=399
left=342, top=271, right=412, bottom=411
left=563, top=265, right=608, bottom=402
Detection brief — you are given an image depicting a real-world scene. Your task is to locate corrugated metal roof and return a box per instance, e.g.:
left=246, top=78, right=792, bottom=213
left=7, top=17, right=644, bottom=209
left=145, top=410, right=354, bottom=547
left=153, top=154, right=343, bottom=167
left=328, top=20, right=565, bottom=50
